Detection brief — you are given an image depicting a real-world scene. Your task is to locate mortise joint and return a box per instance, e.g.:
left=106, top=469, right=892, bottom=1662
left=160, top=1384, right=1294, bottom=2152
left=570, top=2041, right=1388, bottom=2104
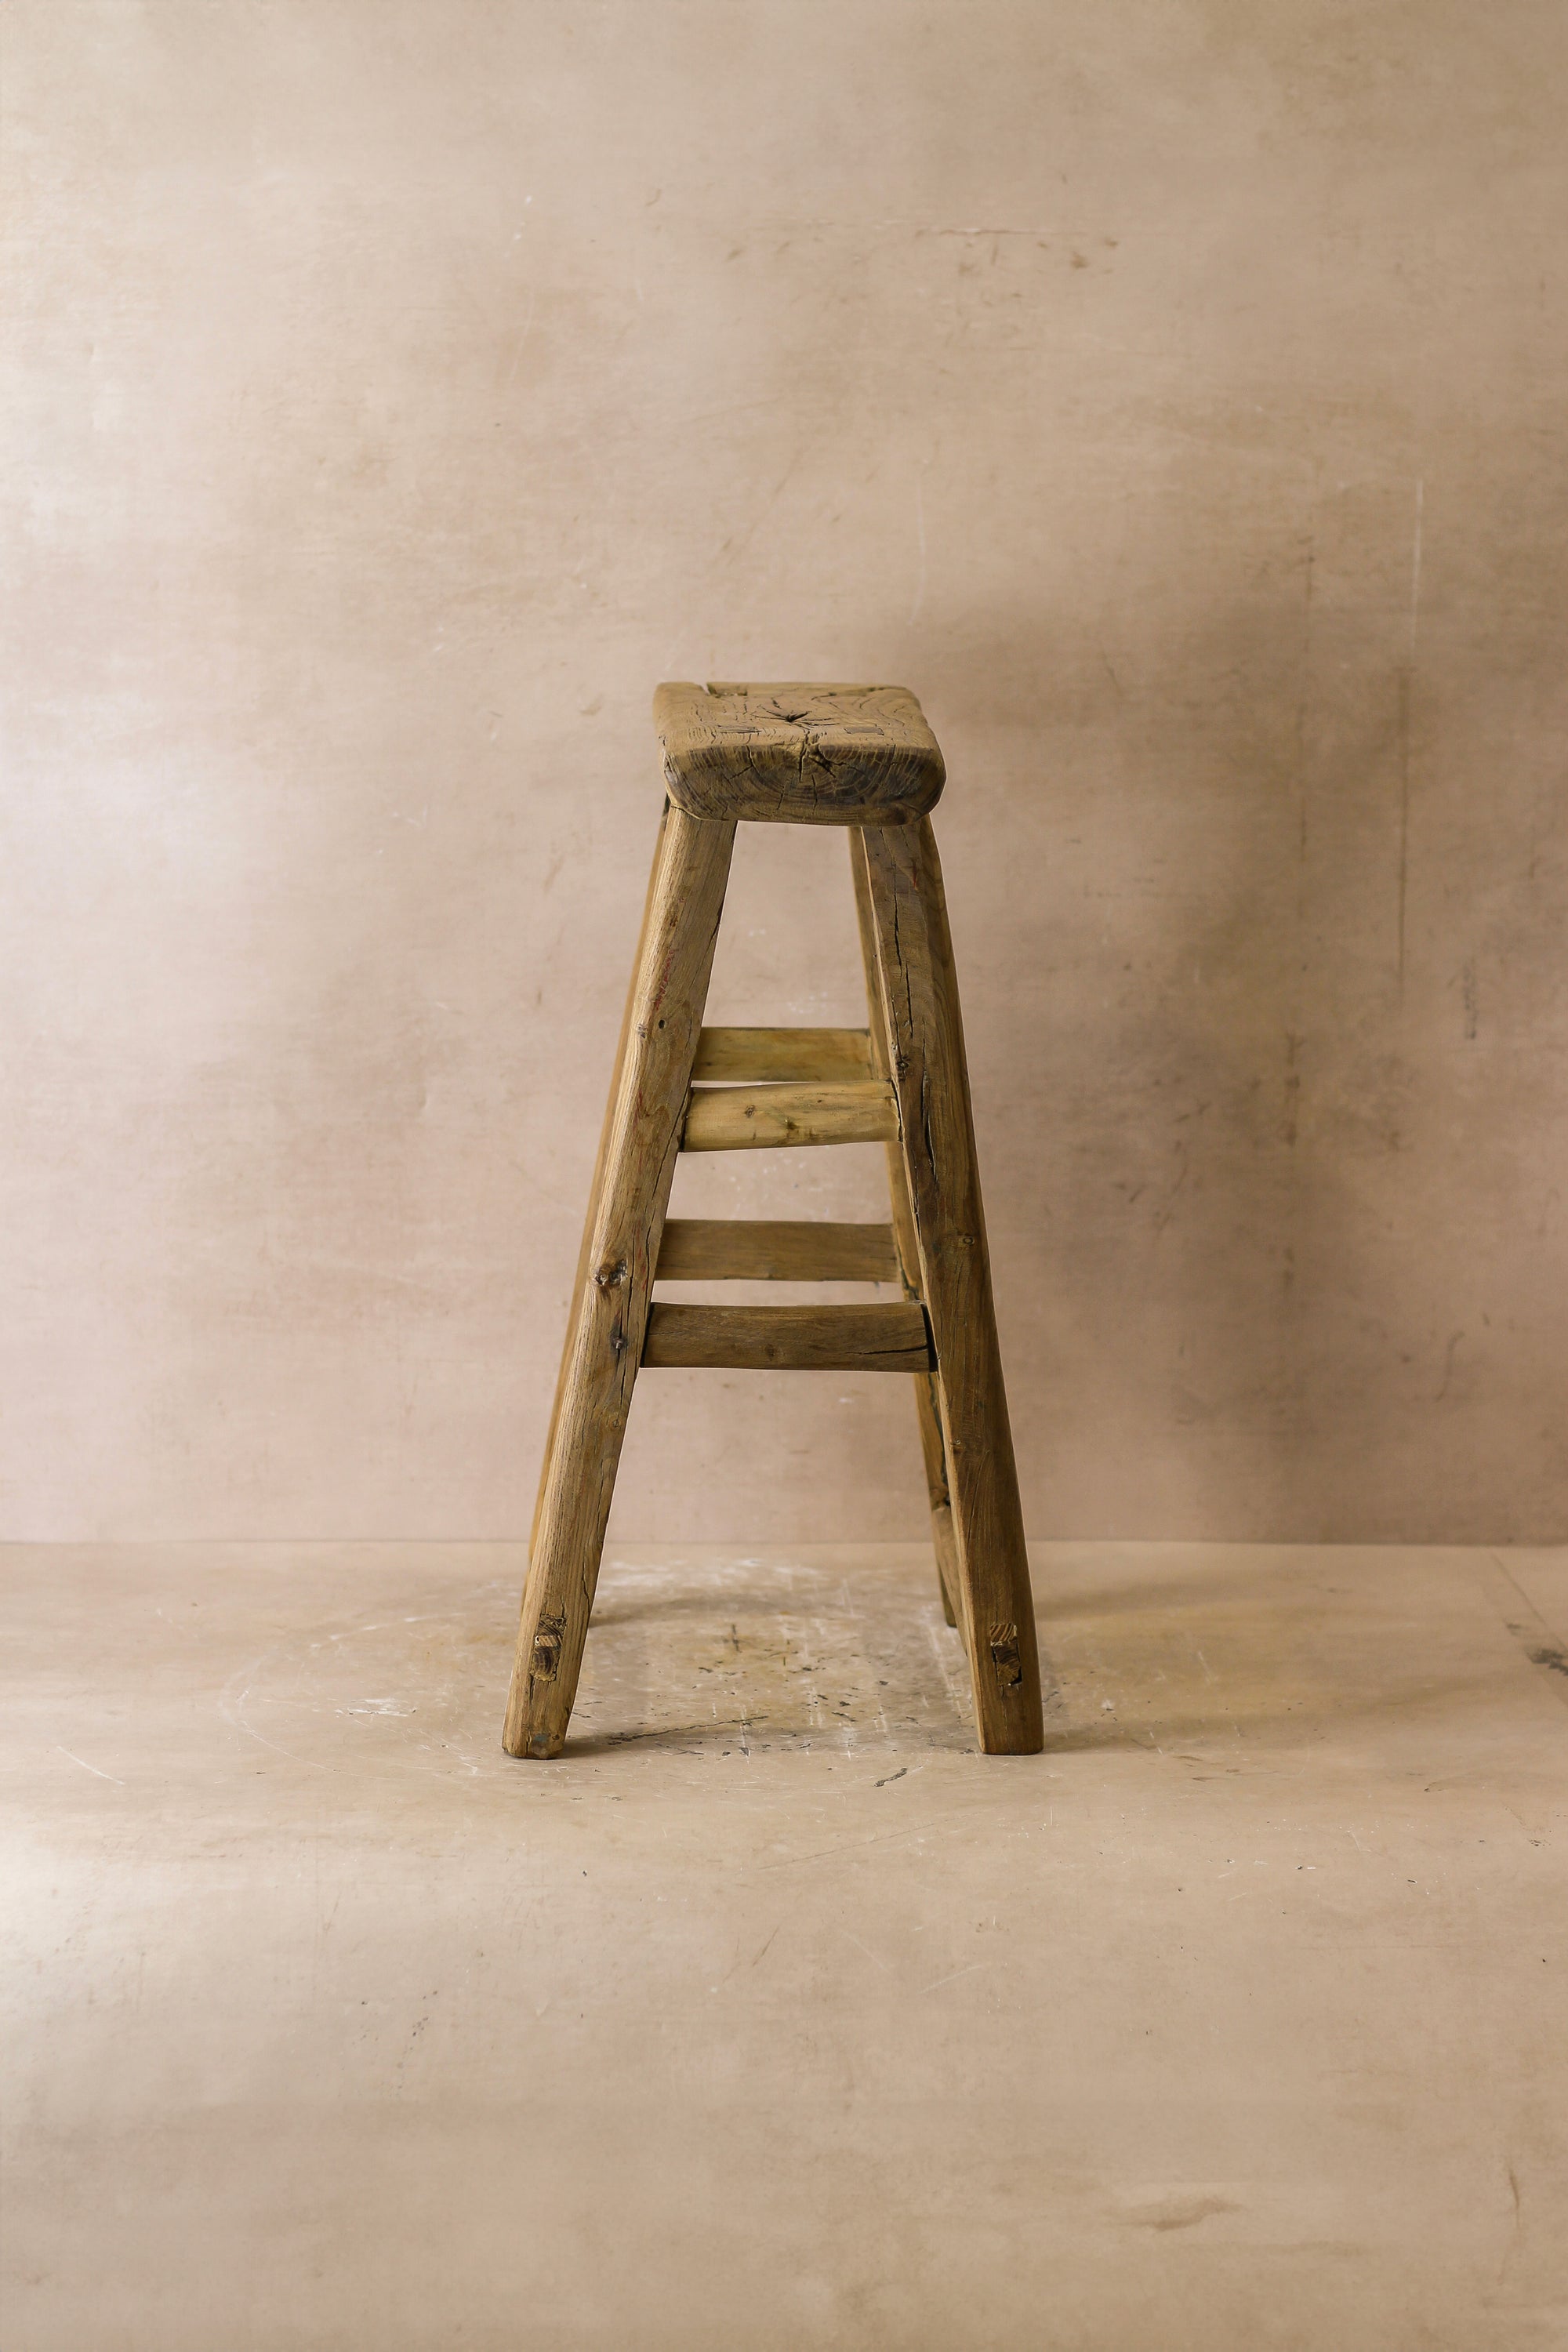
left=987, top=1624, right=1023, bottom=1690
left=532, top=1611, right=567, bottom=1682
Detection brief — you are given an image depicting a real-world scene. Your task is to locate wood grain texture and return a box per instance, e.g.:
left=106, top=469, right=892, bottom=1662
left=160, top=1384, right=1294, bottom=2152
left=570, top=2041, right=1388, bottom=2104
left=691, top=1026, right=872, bottom=1083
left=528, top=800, right=670, bottom=1570
left=642, top=1301, right=932, bottom=1371
left=657, top=1218, right=899, bottom=1283
left=859, top=818, right=1044, bottom=1752
left=655, top=681, right=945, bottom=826
left=849, top=828, right=965, bottom=1641
left=503, top=807, right=735, bottom=1759
left=681, top=1080, right=897, bottom=1152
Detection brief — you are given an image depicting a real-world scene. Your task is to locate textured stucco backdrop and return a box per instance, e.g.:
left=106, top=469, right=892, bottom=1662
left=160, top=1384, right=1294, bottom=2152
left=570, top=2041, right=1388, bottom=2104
left=5, top=1, right=1566, bottom=1543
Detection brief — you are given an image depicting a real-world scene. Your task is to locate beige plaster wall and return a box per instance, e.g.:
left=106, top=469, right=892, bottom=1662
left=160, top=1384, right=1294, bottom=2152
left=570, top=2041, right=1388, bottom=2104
left=5, top=1, right=1566, bottom=1544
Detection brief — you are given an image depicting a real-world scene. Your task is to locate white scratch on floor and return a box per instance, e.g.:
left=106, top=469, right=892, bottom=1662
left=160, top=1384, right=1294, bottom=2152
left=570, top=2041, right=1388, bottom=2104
left=56, top=1745, right=124, bottom=1785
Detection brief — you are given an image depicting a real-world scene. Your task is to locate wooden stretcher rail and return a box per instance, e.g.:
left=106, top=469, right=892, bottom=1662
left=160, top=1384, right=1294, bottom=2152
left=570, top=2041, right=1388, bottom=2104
left=691, top=1026, right=873, bottom=1083
left=681, top=1080, right=898, bottom=1152
left=641, top=1301, right=933, bottom=1372
left=656, top=1218, right=902, bottom=1283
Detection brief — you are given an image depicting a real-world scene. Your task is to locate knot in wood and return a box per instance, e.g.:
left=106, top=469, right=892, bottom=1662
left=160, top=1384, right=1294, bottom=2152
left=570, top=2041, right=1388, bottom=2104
left=593, top=1258, right=629, bottom=1290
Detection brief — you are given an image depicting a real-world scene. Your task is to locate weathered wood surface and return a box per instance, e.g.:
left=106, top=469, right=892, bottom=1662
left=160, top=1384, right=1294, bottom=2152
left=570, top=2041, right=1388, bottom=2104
left=527, top=800, right=670, bottom=1569
left=503, top=807, right=735, bottom=1760
left=682, top=1080, right=897, bottom=1152
left=691, top=1025, right=873, bottom=1083
left=657, top=1218, right=899, bottom=1283
left=849, top=829, right=965, bottom=1642
left=859, top=818, right=1044, bottom=1752
left=642, top=1301, right=932, bottom=1372
left=655, top=681, right=945, bottom=826
left=924, top=1475, right=964, bottom=1639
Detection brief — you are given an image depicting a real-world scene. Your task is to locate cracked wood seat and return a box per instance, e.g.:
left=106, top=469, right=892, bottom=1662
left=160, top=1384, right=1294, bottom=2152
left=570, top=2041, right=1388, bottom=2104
left=503, top=680, right=1041, bottom=1762
left=655, top=681, right=946, bottom=826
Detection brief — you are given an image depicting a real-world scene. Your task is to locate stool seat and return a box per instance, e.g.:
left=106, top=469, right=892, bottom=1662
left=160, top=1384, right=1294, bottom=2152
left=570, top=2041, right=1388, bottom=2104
left=654, top=681, right=946, bottom=826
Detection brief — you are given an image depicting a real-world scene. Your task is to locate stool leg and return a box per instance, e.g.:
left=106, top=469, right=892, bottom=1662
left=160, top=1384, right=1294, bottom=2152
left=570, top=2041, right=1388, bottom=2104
left=526, top=802, right=670, bottom=1576
left=848, top=833, right=964, bottom=1640
left=858, top=818, right=1044, bottom=1754
left=915, top=1367, right=964, bottom=1639
left=503, top=805, right=736, bottom=1759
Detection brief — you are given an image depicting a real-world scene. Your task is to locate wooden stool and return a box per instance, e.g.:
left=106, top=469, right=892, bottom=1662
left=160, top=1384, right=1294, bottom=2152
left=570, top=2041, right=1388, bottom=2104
left=503, top=683, right=1044, bottom=1759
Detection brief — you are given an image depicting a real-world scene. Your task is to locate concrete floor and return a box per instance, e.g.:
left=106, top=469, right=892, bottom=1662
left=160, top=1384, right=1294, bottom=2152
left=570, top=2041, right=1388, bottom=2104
left=4, top=1540, right=1566, bottom=2350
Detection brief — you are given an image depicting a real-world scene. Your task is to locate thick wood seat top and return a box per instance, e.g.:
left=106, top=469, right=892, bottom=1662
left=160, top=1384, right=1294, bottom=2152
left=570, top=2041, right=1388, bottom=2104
left=654, top=681, right=945, bottom=826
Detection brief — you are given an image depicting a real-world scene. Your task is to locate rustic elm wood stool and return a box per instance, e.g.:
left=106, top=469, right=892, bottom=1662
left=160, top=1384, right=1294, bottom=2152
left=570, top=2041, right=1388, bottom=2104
left=503, top=682, right=1043, bottom=1759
